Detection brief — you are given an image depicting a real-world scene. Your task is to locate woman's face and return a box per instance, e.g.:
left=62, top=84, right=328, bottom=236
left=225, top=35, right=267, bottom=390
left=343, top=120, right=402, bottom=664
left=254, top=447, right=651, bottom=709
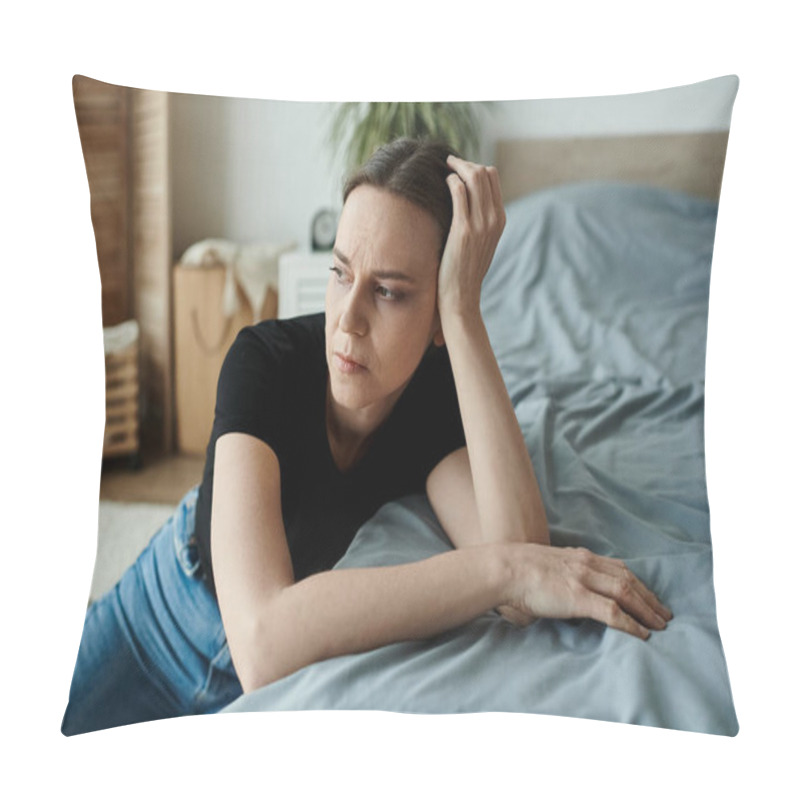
left=325, top=184, right=445, bottom=417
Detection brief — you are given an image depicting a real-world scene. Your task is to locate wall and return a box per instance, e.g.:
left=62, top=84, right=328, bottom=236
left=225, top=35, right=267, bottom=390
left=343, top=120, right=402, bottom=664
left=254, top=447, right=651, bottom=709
left=169, top=76, right=737, bottom=261
left=485, top=75, right=737, bottom=140
left=170, top=93, right=342, bottom=260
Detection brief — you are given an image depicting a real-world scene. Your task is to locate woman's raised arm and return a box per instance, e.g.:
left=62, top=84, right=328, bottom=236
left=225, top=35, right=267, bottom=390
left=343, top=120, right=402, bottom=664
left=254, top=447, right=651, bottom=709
left=435, top=155, right=550, bottom=549
left=429, top=158, right=671, bottom=632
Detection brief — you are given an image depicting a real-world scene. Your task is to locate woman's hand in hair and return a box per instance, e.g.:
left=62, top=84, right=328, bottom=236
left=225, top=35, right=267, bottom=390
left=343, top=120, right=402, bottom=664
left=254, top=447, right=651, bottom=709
left=437, top=155, right=506, bottom=321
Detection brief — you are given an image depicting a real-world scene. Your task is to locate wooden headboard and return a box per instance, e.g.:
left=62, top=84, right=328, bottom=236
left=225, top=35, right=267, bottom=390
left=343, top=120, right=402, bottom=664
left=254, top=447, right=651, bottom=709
left=495, top=131, right=730, bottom=203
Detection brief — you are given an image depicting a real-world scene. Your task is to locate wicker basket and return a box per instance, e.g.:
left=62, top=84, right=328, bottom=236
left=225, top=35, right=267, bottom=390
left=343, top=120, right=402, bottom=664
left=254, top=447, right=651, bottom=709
left=103, top=320, right=140, bottom=460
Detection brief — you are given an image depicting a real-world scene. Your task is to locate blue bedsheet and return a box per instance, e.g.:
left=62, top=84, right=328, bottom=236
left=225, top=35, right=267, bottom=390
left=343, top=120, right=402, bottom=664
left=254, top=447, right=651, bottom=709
left=223, top=182, right=738, bottom=735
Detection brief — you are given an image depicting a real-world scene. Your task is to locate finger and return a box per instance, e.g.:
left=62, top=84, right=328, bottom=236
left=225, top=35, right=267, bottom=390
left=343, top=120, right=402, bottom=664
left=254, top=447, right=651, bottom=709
left=446, top=156, right=494, bottom=224
left=445, top=156, right=478, bottom=194
left=588, top=595, right=651, bottom=640
left=446, top=153, right=479, bottom=177
left=446, top=171, right=470, bottom=220
left=582, top=567, right=667, bottom=632
left=613, top=563, right=672, bottom=623
left=580, top=551, right=672, bottom=622
left=447, top=155, right=491, bottom=193
left=482, top=166, right=505, bottom=237
left=486, top=166, right=506, bottom=221
left=569, top=586, right=651, bottom=640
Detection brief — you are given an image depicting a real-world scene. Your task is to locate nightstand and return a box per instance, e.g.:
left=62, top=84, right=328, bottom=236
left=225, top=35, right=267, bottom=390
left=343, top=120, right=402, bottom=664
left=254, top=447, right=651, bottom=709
left=278, top=251, right=331, bottom=319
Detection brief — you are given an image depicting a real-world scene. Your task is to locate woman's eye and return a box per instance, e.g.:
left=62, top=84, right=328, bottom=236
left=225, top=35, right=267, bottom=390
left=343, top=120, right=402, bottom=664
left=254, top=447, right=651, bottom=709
left=329, top=267, right=402, bottom=301
left=376, top=285, right=405, bottom=301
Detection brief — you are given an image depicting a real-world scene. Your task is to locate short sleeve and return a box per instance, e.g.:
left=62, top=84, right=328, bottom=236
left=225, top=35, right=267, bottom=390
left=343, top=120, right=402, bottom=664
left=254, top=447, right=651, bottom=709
left=211, top=326, right=286, bottom=454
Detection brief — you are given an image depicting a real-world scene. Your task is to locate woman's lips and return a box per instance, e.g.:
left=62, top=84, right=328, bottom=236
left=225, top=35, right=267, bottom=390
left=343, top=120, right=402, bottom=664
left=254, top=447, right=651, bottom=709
left=334, top=352, right=366, bottom=374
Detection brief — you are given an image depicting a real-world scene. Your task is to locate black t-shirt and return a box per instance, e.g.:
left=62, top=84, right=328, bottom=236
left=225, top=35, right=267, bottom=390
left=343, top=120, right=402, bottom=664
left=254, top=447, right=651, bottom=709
left=194, top=312, right=465, bottom=599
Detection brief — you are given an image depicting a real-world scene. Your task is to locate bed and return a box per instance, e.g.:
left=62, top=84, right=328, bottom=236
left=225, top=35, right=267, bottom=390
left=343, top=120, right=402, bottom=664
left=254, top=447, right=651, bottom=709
left=222, top=132, right=739, bottom=735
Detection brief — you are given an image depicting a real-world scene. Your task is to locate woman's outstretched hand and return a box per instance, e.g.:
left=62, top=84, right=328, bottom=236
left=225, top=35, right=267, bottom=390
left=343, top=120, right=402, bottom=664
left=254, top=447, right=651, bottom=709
left=501, top=543, right=673, bottom=639
left=438, top=155, right=506, bottom=320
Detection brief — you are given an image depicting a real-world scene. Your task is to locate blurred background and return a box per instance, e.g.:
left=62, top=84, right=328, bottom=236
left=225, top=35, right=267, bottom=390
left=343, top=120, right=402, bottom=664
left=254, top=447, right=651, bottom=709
left=72, top=76, right=732, bottom=512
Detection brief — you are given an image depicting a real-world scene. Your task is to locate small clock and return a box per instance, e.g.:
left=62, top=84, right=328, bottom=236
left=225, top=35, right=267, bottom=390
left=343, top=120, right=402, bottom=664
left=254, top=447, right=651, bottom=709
left=311, top=208, right=338, bottom=251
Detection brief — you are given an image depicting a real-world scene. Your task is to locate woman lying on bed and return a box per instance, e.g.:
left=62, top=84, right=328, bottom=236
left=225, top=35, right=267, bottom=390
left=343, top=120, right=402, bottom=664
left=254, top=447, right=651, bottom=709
left=62, top=138, right=671, bottom=736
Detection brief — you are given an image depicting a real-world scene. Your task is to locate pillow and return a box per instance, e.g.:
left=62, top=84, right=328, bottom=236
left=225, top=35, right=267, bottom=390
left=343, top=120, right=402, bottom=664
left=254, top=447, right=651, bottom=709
left=63, top=75, right=738, bottom=737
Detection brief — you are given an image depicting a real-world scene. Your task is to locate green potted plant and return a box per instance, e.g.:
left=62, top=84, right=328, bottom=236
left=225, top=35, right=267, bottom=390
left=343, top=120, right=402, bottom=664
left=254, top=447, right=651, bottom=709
left=327, top=102, right=488, bottom=176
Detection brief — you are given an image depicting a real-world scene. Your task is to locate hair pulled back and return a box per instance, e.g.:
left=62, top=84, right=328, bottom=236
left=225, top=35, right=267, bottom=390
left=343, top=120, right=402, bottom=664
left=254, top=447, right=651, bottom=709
left=342, top=137, right=460, bottom=259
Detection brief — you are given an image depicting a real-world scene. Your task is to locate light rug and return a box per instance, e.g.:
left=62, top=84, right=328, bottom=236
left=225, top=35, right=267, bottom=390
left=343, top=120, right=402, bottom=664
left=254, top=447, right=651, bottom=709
left=90, top=501, right=175, bottom=603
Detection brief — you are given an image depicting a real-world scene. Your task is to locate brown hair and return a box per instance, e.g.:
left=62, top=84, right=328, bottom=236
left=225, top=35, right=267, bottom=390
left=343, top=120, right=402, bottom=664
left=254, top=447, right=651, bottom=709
left=342, top=137, right=460, bottom=259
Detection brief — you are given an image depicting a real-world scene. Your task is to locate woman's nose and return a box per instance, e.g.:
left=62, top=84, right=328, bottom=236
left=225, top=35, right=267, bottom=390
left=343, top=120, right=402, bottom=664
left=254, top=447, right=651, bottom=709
left=339, top=283, right=369, bottom=336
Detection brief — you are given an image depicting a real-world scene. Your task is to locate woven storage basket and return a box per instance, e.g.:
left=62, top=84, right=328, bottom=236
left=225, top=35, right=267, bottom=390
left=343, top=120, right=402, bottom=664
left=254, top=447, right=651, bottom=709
left=102, top=320, right=140, bottom=459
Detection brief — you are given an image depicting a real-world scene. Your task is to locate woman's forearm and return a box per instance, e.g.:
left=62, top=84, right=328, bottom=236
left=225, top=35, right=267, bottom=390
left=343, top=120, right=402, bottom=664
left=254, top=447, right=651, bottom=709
left=441, top=310, right=550, bottom=546
left=436, top=157, right=549, bottom=548
left=238, top=544, right=508, bottom=692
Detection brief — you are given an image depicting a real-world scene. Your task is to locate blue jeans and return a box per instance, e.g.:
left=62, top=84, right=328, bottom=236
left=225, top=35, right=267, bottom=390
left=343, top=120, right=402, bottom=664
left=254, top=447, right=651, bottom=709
left=61, top=486, right=242, bottom=736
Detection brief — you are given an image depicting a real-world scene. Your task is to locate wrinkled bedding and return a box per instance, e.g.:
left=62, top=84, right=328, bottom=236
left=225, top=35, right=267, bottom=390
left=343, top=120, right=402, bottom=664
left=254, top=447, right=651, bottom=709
left=223, top=181, right=738, bottom=735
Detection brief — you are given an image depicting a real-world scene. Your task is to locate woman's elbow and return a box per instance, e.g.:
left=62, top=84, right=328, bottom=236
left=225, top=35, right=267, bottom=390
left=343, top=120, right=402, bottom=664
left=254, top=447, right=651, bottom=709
left=228, top=609, right=288, bottom=694
left=231, top=599, right=318, bottom=694
left=238, top=666, right=275, bottom=696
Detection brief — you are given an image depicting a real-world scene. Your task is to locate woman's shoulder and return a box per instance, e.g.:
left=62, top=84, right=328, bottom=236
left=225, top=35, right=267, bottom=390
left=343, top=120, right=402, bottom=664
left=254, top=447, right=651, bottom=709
left=213, top=313, right=326, bottom=444
left=245, top=311, right=325, bottom=346
left=229, top=312, right=326, bottom=367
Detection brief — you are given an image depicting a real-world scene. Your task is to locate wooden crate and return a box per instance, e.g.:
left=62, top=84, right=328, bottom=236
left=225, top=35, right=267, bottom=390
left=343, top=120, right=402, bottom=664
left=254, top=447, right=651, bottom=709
left=103, top=335, right=140, bottom=459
